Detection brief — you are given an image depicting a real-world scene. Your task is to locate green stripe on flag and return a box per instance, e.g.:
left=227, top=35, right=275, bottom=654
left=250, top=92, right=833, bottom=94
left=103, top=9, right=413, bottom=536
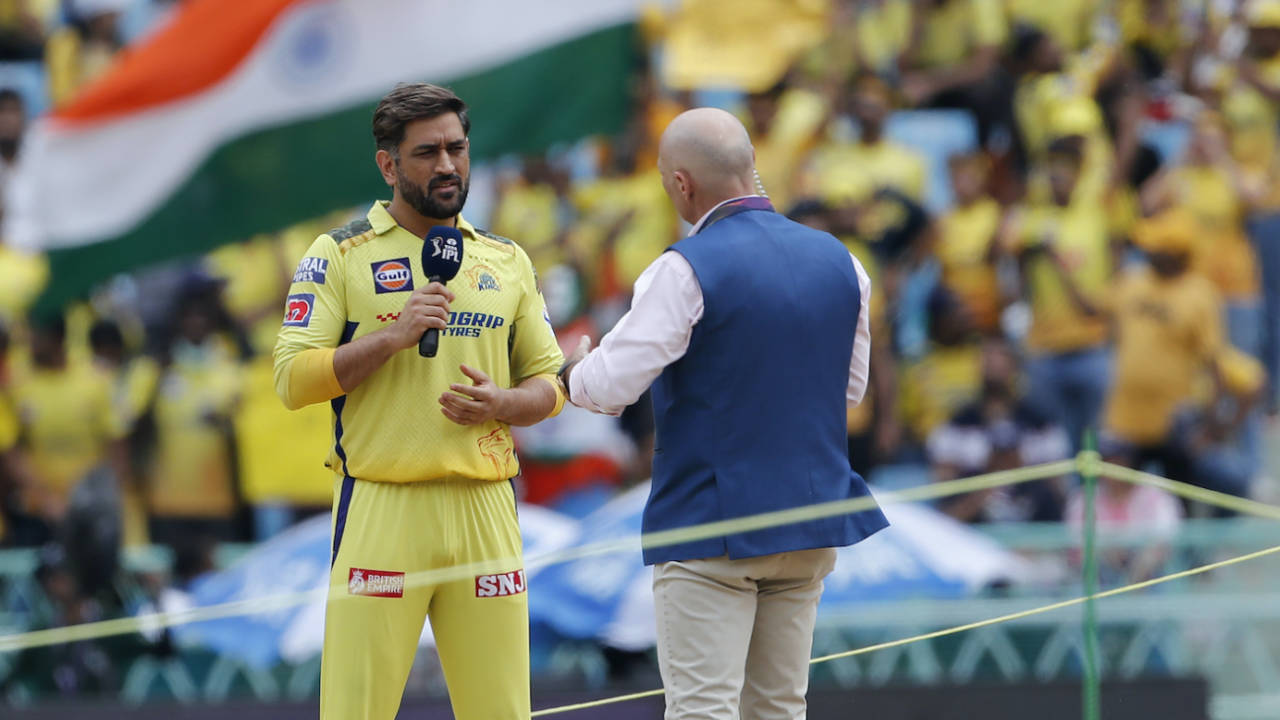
left=41, top=22, right=636, bottom=312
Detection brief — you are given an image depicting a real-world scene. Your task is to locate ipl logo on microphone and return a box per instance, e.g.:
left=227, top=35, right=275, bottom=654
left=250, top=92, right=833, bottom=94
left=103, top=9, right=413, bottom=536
left=430, top=234, right=461, bottom=263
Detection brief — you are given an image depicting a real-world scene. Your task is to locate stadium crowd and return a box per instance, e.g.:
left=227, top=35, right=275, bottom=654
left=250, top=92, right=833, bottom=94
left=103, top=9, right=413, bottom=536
left=2, top=0, right=1280, bottom=699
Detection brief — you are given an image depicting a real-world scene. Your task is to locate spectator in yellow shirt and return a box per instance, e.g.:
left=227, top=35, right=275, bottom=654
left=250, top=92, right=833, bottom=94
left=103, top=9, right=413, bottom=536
left=935, top=152, right=1005, bottom=333
left=1104, top=210, right=1261, bottom=497
left=1004, top=135, right=1112, bottom=451
left=5, top=314, right=128, bottom=546
left=805, top=74, right=928, bottom=205
left=45, top=0, right=128, bottom=107
left=567, top=140, right=678, bottom=304
left=744, top=80, right=829, bottom=213
left=900, top=0, right=1012, bottom=149
left=1141, top=112, right=1262, bottom=359
left=490, top=156, right=571, bottom=277
left=145, top=280, right=244, bottom=550
left=88, top=319, right=156, bottom=548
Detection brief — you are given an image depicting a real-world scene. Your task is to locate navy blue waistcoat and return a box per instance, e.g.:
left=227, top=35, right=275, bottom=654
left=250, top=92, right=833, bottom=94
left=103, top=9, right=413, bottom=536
left=643, top=203, right=889, bottom=565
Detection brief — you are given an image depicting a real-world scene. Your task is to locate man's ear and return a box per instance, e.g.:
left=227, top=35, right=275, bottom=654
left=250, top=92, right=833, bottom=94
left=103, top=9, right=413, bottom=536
left=675, top=169, right=692, bottom=200
left=375, top=149, right=396, bottom=187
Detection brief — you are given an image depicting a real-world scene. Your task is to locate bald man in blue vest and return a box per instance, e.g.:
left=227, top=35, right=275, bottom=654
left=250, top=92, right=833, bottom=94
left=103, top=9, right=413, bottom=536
left=558, top=108, right=888, bottom=720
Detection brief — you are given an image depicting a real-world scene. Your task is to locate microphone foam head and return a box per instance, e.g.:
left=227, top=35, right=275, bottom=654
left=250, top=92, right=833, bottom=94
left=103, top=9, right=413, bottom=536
left=422, top=226, right=465, bottom=282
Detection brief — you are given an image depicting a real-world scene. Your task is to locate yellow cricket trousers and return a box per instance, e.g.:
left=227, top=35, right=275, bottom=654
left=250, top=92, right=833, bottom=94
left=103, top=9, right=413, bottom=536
left=320, top=476, right=529, bottom=720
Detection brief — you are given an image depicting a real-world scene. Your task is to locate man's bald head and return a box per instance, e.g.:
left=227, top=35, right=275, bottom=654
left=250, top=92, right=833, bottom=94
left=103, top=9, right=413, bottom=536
left=657, top=108, right=758, bottom=224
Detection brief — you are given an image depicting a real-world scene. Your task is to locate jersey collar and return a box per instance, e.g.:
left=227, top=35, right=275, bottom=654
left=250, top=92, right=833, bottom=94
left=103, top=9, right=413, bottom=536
left=367, top=201, right=476, bottom=240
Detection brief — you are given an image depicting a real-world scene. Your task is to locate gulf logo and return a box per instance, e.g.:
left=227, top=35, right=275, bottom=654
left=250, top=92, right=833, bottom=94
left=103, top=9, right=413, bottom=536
left=371, top=257, right=414, bottom=294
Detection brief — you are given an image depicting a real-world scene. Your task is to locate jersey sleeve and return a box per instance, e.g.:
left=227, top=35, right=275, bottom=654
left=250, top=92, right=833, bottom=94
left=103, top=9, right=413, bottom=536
left=272, top=234, right=348, bottom=410
left=507, top=245, right=565, bottom=391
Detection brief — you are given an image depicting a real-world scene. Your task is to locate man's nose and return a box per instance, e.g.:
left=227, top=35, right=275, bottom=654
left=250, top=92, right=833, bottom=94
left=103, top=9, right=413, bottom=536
left=435, top=152, right=456, bottom=176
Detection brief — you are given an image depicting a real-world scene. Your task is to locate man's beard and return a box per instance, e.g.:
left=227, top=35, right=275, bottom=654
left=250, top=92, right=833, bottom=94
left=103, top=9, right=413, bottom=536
left=398, top=169, right=469, bottom=220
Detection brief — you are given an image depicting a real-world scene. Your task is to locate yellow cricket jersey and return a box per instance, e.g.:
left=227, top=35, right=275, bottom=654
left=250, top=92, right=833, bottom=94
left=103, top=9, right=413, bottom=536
left=10, top=362, right=124, bottom=508
left=490, top=180, right=564, bottom=276
left=749, top=87, right=829, bottom=212
left=899, top=344, right=984, bottom=443
left=1223, top=55, right=1280, bottom=212
left=1105, top=267, right=1223, bottom=444
left=853, top=0, right=912, bottom=74
left=273, top=202, right=564, bottom=485
left=914, top=0, right=1007, bottom=69
left=1170, top=167, right=1260, bottom=301
left=568, top=169, right=677, bottom=293
left=1018, top=200, right=1111, bottom=353
left=806, top=139, right=927, bottom=206
left=937, top=198, right=1002, bottom=331
left=148, top=343, right=242, bottom=518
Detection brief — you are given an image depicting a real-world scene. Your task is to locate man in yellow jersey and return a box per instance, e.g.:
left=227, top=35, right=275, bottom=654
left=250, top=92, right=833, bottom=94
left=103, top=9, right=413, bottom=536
left=1105, top=210, right=1260, bottom=497
left=1004, top=135, right=1112, bottom=451
left=273, top=83, right=565, bottom=720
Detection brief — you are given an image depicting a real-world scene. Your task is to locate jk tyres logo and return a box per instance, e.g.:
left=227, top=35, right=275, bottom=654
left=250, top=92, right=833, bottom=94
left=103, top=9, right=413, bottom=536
left=371, top=258, right=414, bottom=294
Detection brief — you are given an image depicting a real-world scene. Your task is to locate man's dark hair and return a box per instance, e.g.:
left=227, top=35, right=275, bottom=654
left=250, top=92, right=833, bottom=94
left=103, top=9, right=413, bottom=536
left=29, top=312, right=66, bottom=342
left=0, top=88, right=23, bottom=107
left=89, top=319, right=124, bottom=352
left=372, top=83, right=469, bottom=155
left=1046, top=135, right=1085, bottom=166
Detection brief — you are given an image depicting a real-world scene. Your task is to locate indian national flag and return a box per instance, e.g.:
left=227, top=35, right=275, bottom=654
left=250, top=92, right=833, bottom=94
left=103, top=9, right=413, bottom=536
left=9, top=0, right=641, bottom=310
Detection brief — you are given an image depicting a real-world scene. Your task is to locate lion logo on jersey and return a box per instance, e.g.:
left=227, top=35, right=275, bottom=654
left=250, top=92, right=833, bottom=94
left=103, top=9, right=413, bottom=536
left=477, top=428, right=514, bottom=477
left=348, top=569, right=366, bottom=595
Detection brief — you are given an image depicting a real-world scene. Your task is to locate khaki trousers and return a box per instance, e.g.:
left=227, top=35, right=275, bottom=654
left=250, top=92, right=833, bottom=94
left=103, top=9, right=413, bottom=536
left=652, top=547, right=838, bottom=720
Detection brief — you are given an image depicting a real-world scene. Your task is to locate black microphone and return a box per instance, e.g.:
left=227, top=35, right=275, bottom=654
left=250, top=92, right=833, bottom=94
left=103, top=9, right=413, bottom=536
left=419, top=225, right=464, bottom=358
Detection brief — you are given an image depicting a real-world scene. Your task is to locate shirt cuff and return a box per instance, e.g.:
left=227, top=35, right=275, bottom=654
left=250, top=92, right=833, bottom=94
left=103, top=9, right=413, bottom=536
left=568, top=356, right=622, bottom=417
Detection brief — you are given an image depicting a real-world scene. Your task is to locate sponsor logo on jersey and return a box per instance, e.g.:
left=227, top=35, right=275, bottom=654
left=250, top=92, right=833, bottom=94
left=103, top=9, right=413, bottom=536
left=441, top=311, right=506, bottom=337
left=374, top=308, right=508, bottom=334
left=475, top=569, right=526, bottom=598
left=282, top=293, right=315, bottom=327
left=464, top=265, right=502, bottom=292
left=292, top=256, right=328, bottom=284
left=371, top=258, right=414, bottom=293
left=348, top=568, right=405, bottom=598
